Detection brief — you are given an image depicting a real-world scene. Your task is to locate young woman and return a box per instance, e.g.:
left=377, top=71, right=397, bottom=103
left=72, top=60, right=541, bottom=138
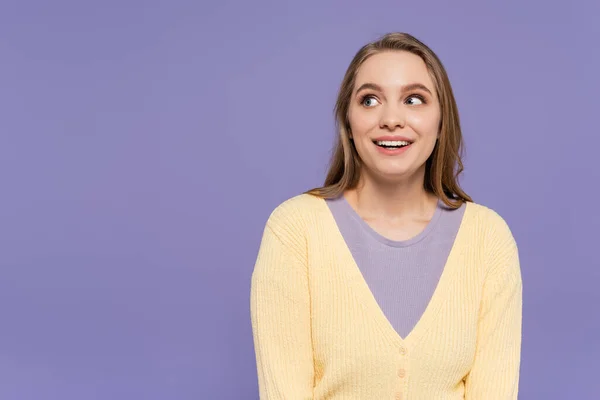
left=250, top=32, right=522, bottom=399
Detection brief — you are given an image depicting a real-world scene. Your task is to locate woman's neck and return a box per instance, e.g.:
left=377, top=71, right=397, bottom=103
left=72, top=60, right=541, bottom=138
left=345, top=171, right=438, bottom=222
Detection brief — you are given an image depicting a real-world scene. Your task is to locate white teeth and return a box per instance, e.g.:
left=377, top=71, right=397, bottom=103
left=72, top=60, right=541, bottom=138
left=376, top=140, right=411, bottom=146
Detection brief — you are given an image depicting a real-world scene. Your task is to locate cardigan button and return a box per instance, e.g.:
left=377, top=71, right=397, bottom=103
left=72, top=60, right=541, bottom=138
left=398, top=368, right=406, bottom=378
left=398, top=346, right=407, bottom=356
left=395, top=392, right=403, bottom=400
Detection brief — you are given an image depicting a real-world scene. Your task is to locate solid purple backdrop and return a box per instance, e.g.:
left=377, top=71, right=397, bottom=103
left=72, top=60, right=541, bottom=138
left=1, top=1, right=598, bottom=398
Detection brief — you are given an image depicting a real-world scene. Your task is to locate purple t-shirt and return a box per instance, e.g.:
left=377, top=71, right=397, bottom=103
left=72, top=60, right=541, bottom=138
left=325, top=195, right=466, bottom=339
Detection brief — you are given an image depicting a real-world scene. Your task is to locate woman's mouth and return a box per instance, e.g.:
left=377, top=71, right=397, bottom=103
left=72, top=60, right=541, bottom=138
left=374, top=140, right=411, bottom=149
left=373, top=139, right=413, bottom=155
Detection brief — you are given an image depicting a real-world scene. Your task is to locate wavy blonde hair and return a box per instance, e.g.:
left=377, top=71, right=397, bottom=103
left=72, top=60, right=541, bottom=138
left=306, top=32, right=472, bottom=208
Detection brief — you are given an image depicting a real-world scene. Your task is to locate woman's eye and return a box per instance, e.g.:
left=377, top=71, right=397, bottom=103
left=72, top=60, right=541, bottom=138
left=361, top=96, right=379, bottom=107
left=406, top=95, right=424, bottom=105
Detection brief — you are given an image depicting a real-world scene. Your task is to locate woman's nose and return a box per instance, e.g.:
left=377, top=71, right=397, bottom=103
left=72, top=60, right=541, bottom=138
left=379, top=104, right=406, bottom=130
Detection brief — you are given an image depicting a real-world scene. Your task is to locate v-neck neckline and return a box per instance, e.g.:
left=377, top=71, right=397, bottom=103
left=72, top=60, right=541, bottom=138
left=317, top=196, right=472, bottom=347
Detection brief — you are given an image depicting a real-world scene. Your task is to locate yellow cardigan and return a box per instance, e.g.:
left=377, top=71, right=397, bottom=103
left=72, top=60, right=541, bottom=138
left=250, top=194, right=522, bottom=399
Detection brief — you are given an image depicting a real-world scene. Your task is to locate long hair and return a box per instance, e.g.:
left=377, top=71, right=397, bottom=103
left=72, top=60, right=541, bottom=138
left=305, top=32, right=472, bottom=209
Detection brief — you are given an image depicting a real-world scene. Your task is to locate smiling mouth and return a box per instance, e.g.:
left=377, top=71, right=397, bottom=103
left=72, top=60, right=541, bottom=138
left=373, top=140, right=412, bottom=149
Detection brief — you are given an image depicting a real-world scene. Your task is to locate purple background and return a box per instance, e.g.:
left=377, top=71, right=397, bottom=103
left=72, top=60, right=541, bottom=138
left=1, top=1, right=598, bottom=398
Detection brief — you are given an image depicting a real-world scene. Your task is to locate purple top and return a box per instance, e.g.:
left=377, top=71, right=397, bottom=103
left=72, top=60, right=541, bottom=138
left=326, top=195, right=466, bottom=339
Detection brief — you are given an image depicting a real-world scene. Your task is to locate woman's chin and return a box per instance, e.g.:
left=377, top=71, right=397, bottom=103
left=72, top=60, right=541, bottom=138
left=361, top=158, right=424, bottom=183
left=369, top=167, right=415, bottom=183
left=377, top=162, right=415, bottom=177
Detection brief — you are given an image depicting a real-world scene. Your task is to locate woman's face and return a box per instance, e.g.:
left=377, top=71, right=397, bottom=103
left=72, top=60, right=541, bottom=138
left=348, top=51, right=441, bottom=183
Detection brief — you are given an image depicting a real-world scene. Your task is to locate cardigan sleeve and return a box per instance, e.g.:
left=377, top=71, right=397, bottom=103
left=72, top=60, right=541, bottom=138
left=464, top=213, right=523, bottom=399
left=250, top=215, right=314, bottom=399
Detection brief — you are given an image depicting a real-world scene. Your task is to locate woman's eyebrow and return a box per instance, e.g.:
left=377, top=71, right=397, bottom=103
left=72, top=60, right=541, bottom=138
left=355, top=83, right=383, bottom=94
left=355, top=82, right=432, bottom=95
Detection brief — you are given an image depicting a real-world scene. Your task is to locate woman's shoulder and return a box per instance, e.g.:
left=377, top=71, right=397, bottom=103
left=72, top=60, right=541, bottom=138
left=263, top=192, right=327, bottom=232
left=464, top=200, right=518, bottom=250
left=464, top=201, right=521, bottom=282
left=465, top=201, right=514, bottom=231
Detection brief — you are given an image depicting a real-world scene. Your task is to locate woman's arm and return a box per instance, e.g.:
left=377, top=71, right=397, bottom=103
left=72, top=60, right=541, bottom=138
left=250, top=216, right=314, bottom=399
left=464, top=214, right=523, bottom=399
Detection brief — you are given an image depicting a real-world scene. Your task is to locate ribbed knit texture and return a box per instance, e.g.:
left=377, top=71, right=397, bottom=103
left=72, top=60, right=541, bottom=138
left=326, top=195, right=465, bottom=340
left=250, top=194, right=522, bottom=399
